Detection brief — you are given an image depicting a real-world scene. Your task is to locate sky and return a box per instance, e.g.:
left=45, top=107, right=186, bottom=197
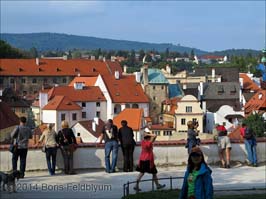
left=1, top=1, right=265, bottom=51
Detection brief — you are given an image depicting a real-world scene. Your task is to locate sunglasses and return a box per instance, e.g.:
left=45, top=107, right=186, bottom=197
left=190, top=152, right=201, bottom=157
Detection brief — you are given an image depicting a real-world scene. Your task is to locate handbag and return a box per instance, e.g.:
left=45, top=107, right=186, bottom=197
left=9, top=126, right=19, bottom=154
left=62, top=130, right=77, bottom=153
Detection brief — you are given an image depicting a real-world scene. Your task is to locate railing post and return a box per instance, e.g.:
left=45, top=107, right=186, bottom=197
left=152, top=179, right=154, bottom=191
left=123, top=184, right=125, bottom=198
left=126, top=181, right=130, bottom=196
left=170, top=176, right=173, bottom=190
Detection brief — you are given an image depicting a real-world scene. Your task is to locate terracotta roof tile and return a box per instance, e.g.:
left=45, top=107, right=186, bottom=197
left=240, top=73, right=260, bottom=92
left=42, top=96, right=82, bottom=111
left=244, top=89, right=266, bottom=114
left=48, top=86, right=106, bottom=102
left=0, top=59, right=121, bottom=76
left=113, top=109, right=143, bottom=130
left=0, top=102, right=19, bottom=130
left=102, top=75, right=149, bottom=103
left=68, top=77, right=97, bottom=87
left=78, top=119, right=105, bottom=138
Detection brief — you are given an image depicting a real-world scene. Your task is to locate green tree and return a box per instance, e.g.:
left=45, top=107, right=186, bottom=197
left=243, top=113, right=266, bottom=137
left=29, top=47, right=38, bottom=58
left=0, top=40, right=25, bottom=58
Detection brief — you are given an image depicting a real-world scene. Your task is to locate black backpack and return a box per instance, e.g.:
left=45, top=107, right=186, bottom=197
left=244, top=127, right=254, bottom=139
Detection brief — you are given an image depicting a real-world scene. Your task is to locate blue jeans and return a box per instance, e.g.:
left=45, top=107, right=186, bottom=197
left=12, top=148, right=28, bottom=177
left=105, top=140, right=118, bottom=172
left=244, top=139, right=257, bottom=165
left=45, top=147, right=57, bottom=175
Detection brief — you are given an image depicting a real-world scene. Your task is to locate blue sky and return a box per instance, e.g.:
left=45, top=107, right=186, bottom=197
left=1, top=1, right=265, bottom=51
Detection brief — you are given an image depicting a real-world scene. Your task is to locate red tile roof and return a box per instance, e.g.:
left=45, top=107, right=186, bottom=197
left=113, top=108, right=144, bottom=131
left=42, top=96, right=82, bottom=111
left=78, top=119, right=105, bottom=138
left=228, top=126, right=242, bottom=140
left=0, top=59, right=122, bottom=76
left=240, top=73, right=260, bottom=92
left=48, top=86, right=106, bottom=102
left=68, top=76, right=97, bottom=87
left=244, top=89, right=266, bottom=115
left=0, top=102, right=19, bottom=130
left=102, top=75, right=149, bottom=103
left=163, top=97, right=182, bottom=115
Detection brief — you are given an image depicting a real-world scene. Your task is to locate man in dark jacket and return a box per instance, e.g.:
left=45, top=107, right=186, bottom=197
left=118, top=120, right=136, bottom=172
left=11, top=116, right=33, bottom=178
left=99, top=119, right=119, bottom=173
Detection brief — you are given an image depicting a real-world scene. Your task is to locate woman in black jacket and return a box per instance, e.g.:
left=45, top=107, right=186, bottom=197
left=58, top=121, right=77, bottom=175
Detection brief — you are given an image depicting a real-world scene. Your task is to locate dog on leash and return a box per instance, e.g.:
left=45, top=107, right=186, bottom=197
left=0, top=170, right=21, bottom=193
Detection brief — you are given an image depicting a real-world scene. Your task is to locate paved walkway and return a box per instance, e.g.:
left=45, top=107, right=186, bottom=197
left=0, top=165, right=265, bottom=199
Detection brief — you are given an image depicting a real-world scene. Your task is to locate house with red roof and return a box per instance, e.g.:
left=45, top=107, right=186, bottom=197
left=244, top=89, right=266, bottom=116
left=113, top=108, right=145, bottom=142
left=72, top=118, right=105, bottom=143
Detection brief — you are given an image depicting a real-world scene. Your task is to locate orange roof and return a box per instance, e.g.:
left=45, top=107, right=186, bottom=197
left=228, top=126, right=242, bottom=140
left=68, top=76, right=97, bottom=87
left=163, top=97, right=182, bottom=115
left=42, top=96, right=82, bottom=110
left=0, top=102, right=19, bottom=130
left=240, top=73, right=260, bottom=92
left=113, top=108, right=143, bottom=131
left=48, top=86, right=106, bottom=102
left=244, top=89, right=266, bottom=114
left=0, top=59, right=121, bottom=76
left=102, top=75, right=149, bottom=103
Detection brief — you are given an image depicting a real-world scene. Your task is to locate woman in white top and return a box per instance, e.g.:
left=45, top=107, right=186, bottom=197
left=38, top=124, right=58, bottom=175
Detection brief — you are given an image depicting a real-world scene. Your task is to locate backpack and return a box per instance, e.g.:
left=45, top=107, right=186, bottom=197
left=244, top=127, right=254, bottom=139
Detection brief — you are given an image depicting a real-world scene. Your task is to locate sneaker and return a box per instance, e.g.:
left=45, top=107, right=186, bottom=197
left=133, top=187, right=141, bottom=192
left=157, top=184, right=166, bottom=190
left=226, top=164, right=231, bottom=169
left=253, top=163, right=258, bottom=167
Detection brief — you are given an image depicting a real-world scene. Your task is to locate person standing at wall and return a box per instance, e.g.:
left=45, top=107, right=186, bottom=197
left=216, top=124, right=231, bottom=168
left=179, top=147, right=213, bottom=199
left=58, top=121, right=77, bottom=175
left=186, top=121, right=199, bottom=154
left=11, top=116, right=33, bottom=178
left=38, top=123, right=59, bottom=175
left=240, top=123, right=258, bottom=167
left=133, top=128, right=165, bottom=192
left=118, top=120, right=136, bottom=172
left=99, top=119, right=119, bottom=173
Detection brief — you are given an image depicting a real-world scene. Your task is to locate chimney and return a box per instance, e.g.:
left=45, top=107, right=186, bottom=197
left=123, top=65, right=127, bottom=74
left=92, top=121, right=96, bottom=132
left=115, top=70, right=120, bottom=80
left=135, top=72, right=142, bottom=83
left=103, top=57, right=106, bottom=62
left=36, top=58, right=40, bottom=66
left=94, top=117, right=99, bottom=125
left=143, top=64, right=149, bottom=86
left=212, top=68, right=215, bottom=80
left=91, top=55, right=95, bottom=60
left=63, top=55, right=68, bottom=60
left=199, top=82, right=204, bottom=96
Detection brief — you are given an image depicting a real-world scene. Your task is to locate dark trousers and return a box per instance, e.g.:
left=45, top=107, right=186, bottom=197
left=60, top=146, right=74, bottom=174
left=45, top=147, right=57, bottom=175
left=122, top=144, right=134, bottom=172
left=12, top=148, right=28, bottom=176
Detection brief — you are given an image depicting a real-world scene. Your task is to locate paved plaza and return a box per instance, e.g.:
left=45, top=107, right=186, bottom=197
left=0, top=165, right=265, bottom=199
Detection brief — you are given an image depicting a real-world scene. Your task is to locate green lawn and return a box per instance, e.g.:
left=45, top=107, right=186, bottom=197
left=122, top=190, right=266, bottom=199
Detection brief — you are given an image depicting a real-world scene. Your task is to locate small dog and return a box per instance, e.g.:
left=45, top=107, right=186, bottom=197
left=0, top=170, right=21, bottom=193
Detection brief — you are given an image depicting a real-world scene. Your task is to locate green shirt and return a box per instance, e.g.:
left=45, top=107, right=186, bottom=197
left=187, top=170, right=199, bottom=197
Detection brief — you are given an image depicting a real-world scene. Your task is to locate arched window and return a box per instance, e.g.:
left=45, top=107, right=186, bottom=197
left=132, top=104, right=139, bottom=109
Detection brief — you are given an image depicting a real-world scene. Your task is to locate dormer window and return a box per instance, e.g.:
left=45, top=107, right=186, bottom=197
left=38, top=68, right=42, bottom=72
left=74, top=68, right=79, bottom=72
left=217, top=85, right=224, bottom=95
left=230, top=86, right=236, bottom=94
left=0, top=67, right=3, bottom=71
left=18, top=68, right=23, bottom=72
left=92, top=68, right=96, bottom=72
left=56, top=68, right=61, bottom=72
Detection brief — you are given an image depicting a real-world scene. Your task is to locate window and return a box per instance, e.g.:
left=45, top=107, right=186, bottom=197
left=96, top=102, right=101, bottom=107
left=32, top=78, right=37, bottom=84
left=153, top=96, right=156, bottom=100
left=61, top=114, right=65, bottom=121
left=82, top=102, right=86, bottom=107
left=43, top=78, right=48, bottom=84
left=10, top=78, right=14, bottom=84
left=72, top=113, right=77, bottom=121
left=186, top=106, right=192, bottom=112
left=153, top=86, right=156, bottom=90
left=96, top=111, right=100, bottom=118
left=114, top=107, right=117, bottom=114
left=153, top=131, right=160, bottom=136
left=0, top=78, right=3, bottom=84
left=77, top=133, right=81, bottom=136
left=53, top=78, right=57, bottom=84
left=192, top=118, right=197, bottom=123
left=21, top=79, right=26, bottom=84
left=82, top=112, right=86, bottom=118
left=161, top=86, right=164, bottom=90
left=181, top=118, right=186, bottom=125
left=21, top=108, right=26, bottom=113
left=132, top=104, right=139, bottom=108
left=153, top=106, right=156, bottom=110
left=62, top=78, right=67, bottom=83
left=23, top=91, right=27, bottom=96
left=163, top=131, right=172, bottom=136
